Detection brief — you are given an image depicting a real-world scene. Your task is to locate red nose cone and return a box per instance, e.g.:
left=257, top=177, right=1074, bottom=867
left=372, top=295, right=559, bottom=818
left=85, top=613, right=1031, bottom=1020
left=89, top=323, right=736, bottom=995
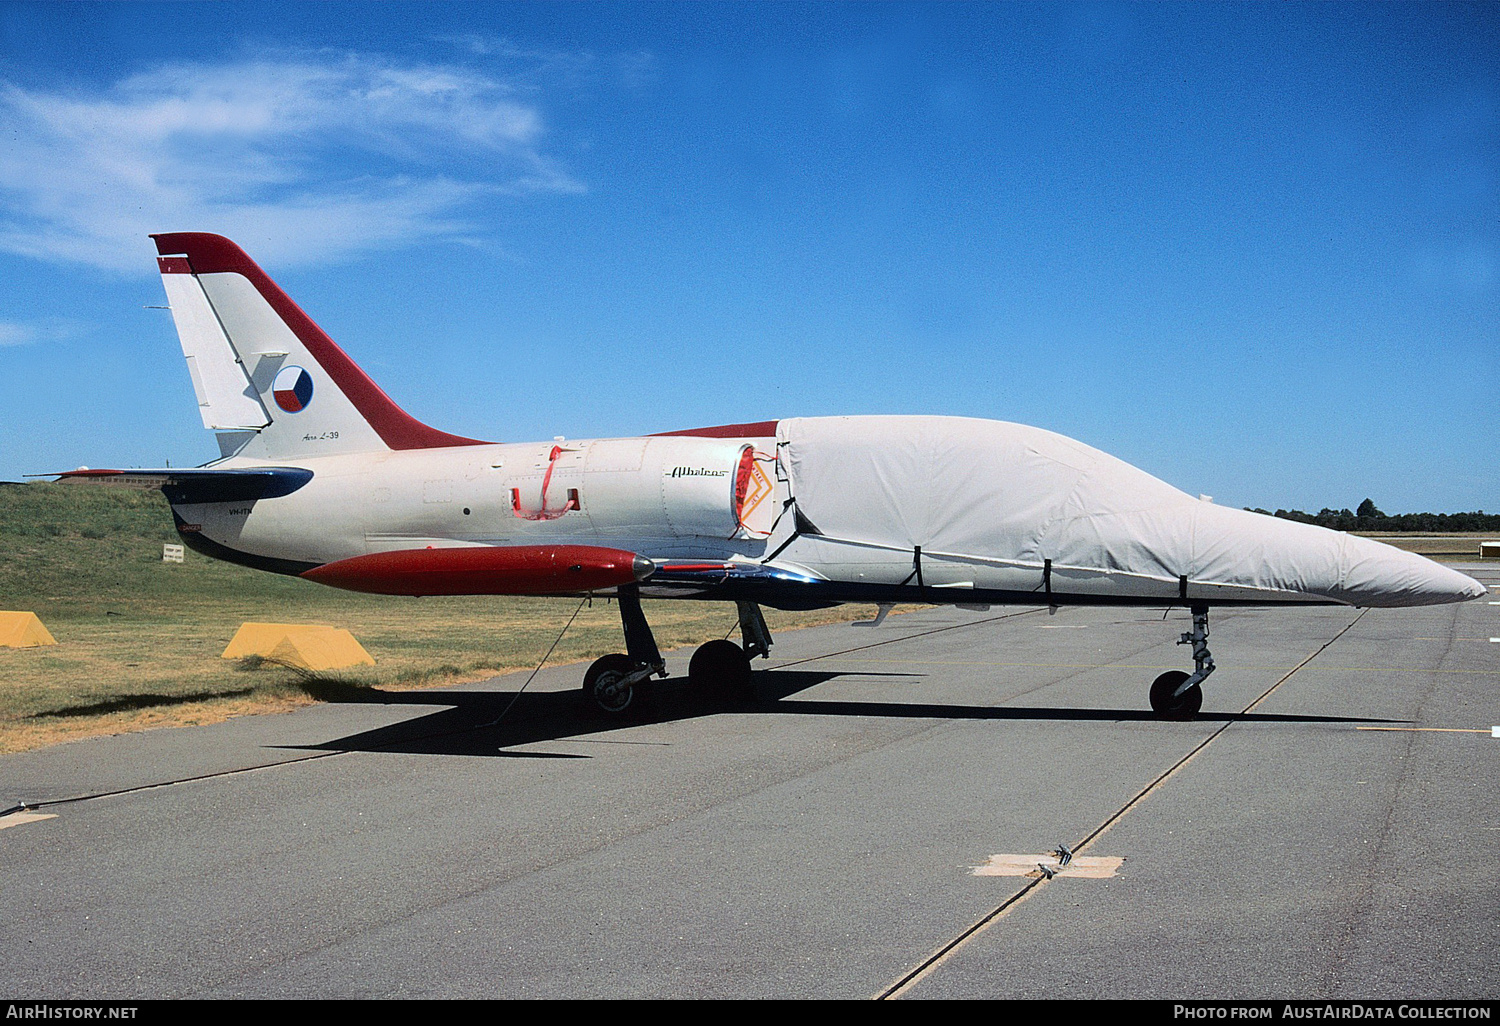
left=301, top=545, right=655, bottom=596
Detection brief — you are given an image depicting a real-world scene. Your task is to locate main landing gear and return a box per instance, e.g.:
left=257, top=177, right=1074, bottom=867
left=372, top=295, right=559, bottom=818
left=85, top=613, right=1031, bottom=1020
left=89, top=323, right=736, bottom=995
left=581, top=588, right=772, bottom=716
left=1149, top=603, right=1215, bottom=719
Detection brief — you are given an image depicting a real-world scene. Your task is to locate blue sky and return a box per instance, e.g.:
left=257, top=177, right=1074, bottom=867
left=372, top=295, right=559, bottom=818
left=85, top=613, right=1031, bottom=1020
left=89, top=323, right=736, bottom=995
left=0, top=2, right=1494, bottom=512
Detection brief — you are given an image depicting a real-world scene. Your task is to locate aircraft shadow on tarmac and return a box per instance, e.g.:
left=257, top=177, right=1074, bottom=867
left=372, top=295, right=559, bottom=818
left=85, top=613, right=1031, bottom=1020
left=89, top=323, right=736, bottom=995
left=277, top=669, right=1401, bottom=760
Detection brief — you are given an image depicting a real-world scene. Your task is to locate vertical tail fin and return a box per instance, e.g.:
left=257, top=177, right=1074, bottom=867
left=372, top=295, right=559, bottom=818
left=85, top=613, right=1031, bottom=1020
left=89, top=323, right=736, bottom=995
left=151, top=233, right=489, bottom=460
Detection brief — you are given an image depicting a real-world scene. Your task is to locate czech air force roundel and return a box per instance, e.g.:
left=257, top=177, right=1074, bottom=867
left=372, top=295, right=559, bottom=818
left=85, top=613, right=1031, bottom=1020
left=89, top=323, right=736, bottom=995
left=272, top=366, right=313, bottom=413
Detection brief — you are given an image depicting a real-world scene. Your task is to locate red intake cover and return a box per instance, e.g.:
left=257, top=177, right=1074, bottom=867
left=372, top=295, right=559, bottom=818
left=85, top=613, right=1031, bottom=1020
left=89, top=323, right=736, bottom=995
left=301, top=545, right=653, bottom=596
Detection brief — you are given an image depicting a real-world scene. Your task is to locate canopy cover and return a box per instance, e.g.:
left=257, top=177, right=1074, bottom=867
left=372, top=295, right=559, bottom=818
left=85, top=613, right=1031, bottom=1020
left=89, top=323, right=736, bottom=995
left=778, top=416, right=1484, bottom=607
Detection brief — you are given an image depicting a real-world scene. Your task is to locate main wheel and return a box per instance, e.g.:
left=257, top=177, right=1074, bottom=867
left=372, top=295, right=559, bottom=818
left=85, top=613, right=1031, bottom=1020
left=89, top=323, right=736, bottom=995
left=583, top=653, right=636, bottom=716
left=1149, top=670, right=1202, bottom=719
left=688, top=639, right=753, bottom=700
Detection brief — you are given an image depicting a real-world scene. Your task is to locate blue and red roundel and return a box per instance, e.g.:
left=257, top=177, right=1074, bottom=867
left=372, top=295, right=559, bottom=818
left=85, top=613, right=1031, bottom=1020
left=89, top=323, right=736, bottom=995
left=272, top=365, right=313, bottom=413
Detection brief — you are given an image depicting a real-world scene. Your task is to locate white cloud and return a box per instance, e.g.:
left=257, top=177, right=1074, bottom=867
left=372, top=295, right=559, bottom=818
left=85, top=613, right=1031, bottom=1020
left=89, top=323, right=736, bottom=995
left=0, top=319, right=82, bottom=347
left=0, top=323, right=33, bottom=346
left=0, top=52, right=585, bottom=273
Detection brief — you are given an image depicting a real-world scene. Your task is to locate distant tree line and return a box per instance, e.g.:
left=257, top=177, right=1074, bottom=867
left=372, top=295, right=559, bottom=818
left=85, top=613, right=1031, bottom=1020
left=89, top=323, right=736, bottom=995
left=1243, top=499, right=1500, bottom=533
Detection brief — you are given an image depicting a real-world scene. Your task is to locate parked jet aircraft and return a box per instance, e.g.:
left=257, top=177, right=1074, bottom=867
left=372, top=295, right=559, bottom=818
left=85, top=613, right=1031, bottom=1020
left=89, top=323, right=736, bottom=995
left=60, top=233, right=1486, bottom=718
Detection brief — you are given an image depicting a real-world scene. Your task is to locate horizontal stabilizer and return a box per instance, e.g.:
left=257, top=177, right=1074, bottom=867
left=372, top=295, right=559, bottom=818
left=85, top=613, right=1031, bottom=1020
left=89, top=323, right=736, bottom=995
left=51, top=467, right=313, bottom=504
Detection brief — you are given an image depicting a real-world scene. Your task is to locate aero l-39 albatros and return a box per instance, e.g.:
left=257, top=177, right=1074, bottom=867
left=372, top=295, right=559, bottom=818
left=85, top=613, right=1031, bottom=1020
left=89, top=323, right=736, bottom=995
left=60, top=233, right=1485, bottom=718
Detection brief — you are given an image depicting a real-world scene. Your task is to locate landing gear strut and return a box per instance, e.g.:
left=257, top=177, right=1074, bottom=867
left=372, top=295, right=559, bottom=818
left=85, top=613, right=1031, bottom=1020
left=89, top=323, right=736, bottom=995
left=686, top=600, right=771, bottom=699
left=580, top=584, right=665, bottom=717
left=1150, top=603, right=1215, bottom=719
left=581, top=592, right=774, bottom=716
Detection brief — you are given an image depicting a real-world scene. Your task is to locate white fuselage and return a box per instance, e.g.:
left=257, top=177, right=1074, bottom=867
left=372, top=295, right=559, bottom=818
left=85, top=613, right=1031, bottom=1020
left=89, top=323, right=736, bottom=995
left=173, top=415, right=1486, bottom=610
left=188, top=433, right=780, bottom=569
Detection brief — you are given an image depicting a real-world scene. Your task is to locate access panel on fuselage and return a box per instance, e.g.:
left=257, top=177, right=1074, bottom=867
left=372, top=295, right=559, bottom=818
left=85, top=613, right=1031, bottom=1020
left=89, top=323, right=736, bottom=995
left=581, top=436, right=759, bottom=540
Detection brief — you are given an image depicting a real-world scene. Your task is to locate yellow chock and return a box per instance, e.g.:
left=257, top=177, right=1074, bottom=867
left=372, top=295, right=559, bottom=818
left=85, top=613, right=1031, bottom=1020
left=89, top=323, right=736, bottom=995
left=222, top=623, right=374, bottom=672
left=0, top=612, right=57, bottom=648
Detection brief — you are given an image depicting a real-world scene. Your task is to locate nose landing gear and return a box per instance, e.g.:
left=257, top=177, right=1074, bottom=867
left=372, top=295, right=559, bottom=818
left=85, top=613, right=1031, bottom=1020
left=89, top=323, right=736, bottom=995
left=1150, top=603, right=1215, bottom=719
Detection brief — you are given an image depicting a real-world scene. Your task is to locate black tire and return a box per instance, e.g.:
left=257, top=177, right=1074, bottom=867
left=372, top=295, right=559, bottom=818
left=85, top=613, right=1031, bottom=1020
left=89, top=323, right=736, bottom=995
left=583, top=653, right=636, bottom=716
left=688, top=639, right=753, bottom=699
left=1149, top=670, right=1202, bottom=719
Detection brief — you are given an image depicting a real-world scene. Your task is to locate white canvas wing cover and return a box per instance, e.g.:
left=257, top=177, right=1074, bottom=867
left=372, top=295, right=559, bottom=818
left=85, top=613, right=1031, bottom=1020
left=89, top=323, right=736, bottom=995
left=778, top=416, right=1484, bottom=607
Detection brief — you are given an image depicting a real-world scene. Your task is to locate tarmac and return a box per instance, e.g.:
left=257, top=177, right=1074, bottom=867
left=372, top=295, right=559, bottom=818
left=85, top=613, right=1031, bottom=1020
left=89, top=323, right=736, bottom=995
left=2, top=565, right=1496, bottom=1000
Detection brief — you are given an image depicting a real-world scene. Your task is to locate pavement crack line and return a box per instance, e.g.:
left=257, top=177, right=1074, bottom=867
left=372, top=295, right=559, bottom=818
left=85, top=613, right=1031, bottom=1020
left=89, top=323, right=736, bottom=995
left=875, top=606, right=1370, bottom=1000
left=164, top=622, right=1077, bottom=997
left=1319, top=601, right=1462, bottom=994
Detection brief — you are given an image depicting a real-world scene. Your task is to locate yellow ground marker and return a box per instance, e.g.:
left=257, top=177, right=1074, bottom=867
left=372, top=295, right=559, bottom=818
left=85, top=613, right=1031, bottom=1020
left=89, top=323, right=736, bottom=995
left=0, top=611, right=57, bottom=648
left=222, top=622, right=375, bottom=672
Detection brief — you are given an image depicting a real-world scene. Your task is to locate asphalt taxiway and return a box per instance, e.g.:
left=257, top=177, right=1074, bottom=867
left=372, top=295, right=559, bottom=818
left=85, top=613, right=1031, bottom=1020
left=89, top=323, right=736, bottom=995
left=2, top=567, right=1496, bottom=999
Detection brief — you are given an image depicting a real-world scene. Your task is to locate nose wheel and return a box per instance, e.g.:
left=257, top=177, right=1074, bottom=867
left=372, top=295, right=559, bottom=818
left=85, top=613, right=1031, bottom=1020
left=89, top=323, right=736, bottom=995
left=1150, top=603, right=1214, bottom=719
left=1150, top=670, right=1203, bottom=719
